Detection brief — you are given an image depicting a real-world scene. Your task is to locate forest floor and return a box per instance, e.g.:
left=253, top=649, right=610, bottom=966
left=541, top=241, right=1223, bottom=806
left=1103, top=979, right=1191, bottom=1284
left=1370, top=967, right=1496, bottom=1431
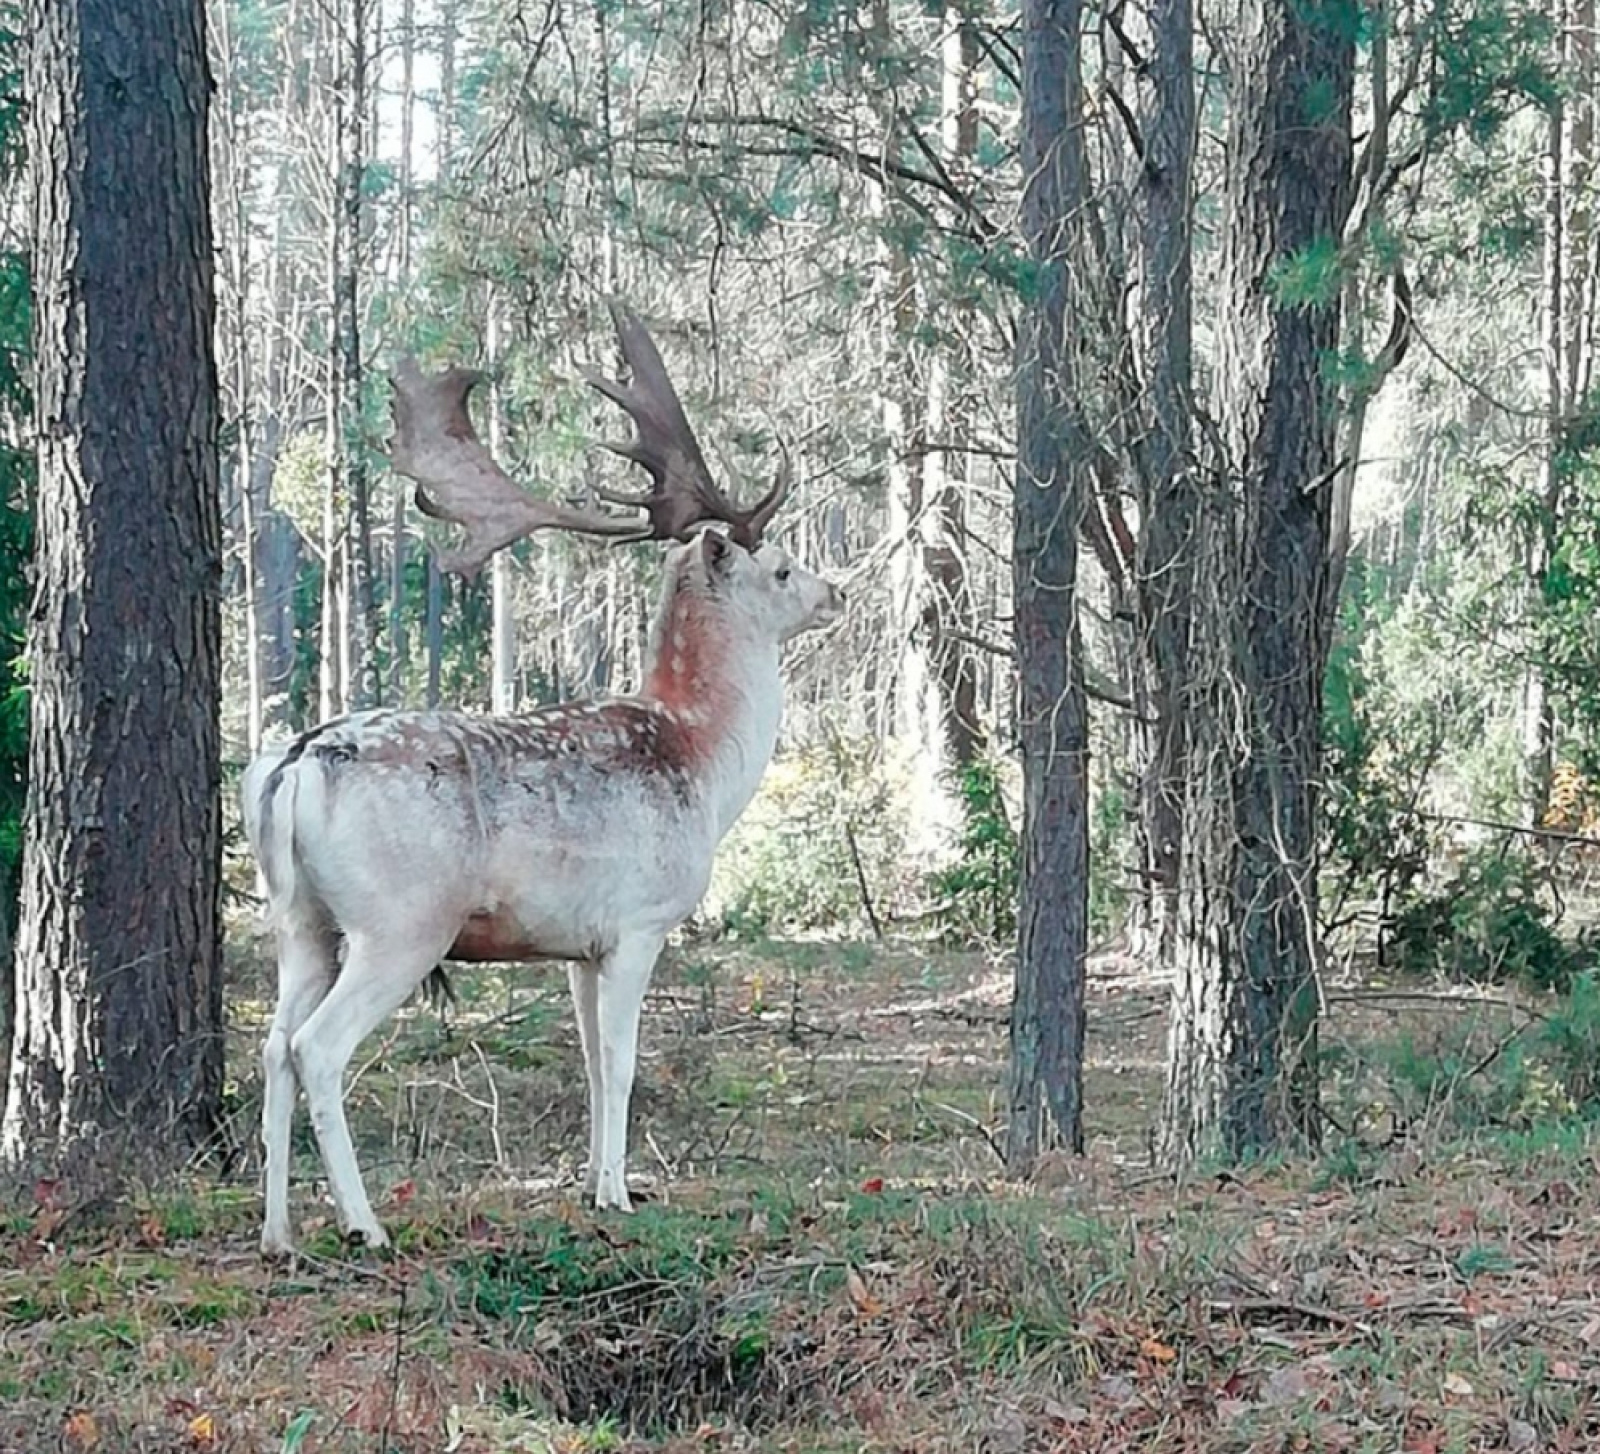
left=2, top=934, right=1598, bottom=1453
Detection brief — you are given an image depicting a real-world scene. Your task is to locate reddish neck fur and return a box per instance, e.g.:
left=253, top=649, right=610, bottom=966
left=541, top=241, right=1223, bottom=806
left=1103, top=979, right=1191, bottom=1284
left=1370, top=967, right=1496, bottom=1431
left=634, top=554, right=784, bottom=836
left=642, top=592, right=743, bottom=730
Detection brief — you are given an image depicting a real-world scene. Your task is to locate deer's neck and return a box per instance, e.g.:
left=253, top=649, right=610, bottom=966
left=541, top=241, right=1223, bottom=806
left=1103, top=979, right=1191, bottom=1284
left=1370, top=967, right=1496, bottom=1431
left=641, top=595, right=782, bottom=838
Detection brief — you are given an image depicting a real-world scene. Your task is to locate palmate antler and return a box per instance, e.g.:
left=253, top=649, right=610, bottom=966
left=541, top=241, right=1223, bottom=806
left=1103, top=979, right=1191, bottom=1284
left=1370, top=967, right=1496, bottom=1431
left=584, top=301, right=789, bottom=550
left=387, top=302, right=790, bottom=576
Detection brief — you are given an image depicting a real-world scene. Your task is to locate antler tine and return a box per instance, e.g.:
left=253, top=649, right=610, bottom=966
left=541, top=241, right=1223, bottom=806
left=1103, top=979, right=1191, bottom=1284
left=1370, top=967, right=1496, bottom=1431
left=585, top=301, right=791, bottom=546
left=735, top=445, right=793, bottom=550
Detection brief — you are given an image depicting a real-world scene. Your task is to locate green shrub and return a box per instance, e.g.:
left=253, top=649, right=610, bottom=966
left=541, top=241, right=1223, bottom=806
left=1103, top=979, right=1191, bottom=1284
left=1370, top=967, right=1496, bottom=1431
left=1333, top=973, right=1600, bottom=1139
left=708, top=739, right=910, bottom=935
left=928, top=760, right=1018, bottom=945
left=1386, top=845, right=1590, bottom=991
left=1536, top=970, right=1600, bottom=1109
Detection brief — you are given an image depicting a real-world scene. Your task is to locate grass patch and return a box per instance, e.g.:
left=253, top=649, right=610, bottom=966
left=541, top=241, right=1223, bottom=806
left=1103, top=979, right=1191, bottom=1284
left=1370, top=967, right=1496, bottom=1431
left=4, top=939, right=1600, bottom=1450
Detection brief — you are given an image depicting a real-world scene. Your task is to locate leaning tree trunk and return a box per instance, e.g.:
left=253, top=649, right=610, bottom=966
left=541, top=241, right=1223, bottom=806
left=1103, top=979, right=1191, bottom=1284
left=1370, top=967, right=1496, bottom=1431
left=1007, top=0, right=1091, bottom=1172
left=2, top=0, right=222, bottom=1157
left=1159, top=0, right=1355, bottom=1165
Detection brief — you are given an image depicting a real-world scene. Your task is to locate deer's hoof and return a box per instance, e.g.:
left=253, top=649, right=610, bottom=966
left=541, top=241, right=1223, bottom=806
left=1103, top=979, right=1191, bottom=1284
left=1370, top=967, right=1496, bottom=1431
left=343, top=1223, right=391, bottom=1252
left=592, top=1172, right=634, bottom=1213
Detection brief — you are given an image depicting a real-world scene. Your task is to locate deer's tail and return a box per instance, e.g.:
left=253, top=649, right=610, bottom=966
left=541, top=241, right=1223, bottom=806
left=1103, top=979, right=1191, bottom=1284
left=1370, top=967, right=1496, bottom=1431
left=242, top=746, right=306, bottom=925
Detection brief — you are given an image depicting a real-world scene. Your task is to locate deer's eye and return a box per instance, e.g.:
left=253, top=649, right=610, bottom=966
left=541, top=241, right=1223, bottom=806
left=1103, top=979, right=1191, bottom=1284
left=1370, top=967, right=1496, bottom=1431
left=776, top=567, right=791, bottom=583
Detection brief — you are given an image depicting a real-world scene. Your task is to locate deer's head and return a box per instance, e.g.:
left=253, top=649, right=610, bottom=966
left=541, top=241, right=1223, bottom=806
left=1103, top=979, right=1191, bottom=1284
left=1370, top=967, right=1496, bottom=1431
left=673, top=530, right=843, bottom=646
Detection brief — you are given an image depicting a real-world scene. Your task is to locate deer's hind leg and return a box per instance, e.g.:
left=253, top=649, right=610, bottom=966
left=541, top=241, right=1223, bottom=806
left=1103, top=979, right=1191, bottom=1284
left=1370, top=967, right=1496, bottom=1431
left=261, top=918, right=339, bottom=1256
left=568, top=962, right=605, bottom=1198
left=288, top=921, right=456, bottom=1248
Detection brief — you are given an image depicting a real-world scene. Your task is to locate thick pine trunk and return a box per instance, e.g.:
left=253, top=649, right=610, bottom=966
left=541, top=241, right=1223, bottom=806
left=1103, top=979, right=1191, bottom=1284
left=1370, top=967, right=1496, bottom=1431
left=1528, top=0, right=1597, bottom=824
left=1159, top=0, right=1354, bottom=1165
left=487, top=309, right=517, bottom=713
left=388, top=0, right=417, bottom=706
left=2, top=0, right=222, bottom=1157
left=1007, top=0, right=1091, bottom=1171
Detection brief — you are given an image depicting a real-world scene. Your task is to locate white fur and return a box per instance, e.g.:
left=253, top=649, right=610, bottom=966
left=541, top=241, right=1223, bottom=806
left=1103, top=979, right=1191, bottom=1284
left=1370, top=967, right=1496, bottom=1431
left=245, top=537, right=840, bottom=1254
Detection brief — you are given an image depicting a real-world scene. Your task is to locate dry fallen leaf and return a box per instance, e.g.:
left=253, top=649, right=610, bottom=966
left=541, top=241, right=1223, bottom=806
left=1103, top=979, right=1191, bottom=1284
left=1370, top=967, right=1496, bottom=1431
left=1139, top=1336, right=1178, bottom=1363
left=1441, top=1372, right=1474, bottom=1397
left=844, top=1265, right=883, bottom=1318
left=187, top=1411, right=218, bottom=1446
left=1096, top=1373, right=1137, bottom=1405
left=63, top=1411, right=99, bottom=1449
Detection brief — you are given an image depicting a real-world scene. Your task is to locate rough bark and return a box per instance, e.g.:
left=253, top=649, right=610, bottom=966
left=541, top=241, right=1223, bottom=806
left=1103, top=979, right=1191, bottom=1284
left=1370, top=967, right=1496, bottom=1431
left=2, top=0, right=222, bottom=1158
left=1007, top=0, right=1091, bottom=1172
left=1528, top=0, right=1596, bottom=824
left=1159, top=0, right=1355, bottom=1165
left=1132, top=0, right=1198, bottom=975
left=213, top=0, right=264, bottom=754
left=337, top=0, right=377, bottom=709
left=926, top=9, right=984, bottom=770
left=424, top=0, right=457, bottom=707
left=487, top=308, right=517, bottom=713
left=388, top=0, right=416, bottom=706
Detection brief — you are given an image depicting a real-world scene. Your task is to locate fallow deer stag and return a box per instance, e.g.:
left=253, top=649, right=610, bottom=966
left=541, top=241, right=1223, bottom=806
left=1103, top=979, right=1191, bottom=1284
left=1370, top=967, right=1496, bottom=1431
left=243, top=303, right=842, bottom=1255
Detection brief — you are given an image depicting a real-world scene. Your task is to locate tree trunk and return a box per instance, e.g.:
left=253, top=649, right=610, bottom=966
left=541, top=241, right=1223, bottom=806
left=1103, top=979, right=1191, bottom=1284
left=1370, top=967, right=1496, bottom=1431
left=1007, top=0, right=1091, bottom=1173
left=425, top=558, right=443, bottom=707
left=1528, top=0, right=1597, bottom=825
left=925, top=8, right=984, bottom=770
left=2, top=0, right=222, bottom=1158
left=1132, top=0, right=1197, bottom=976
left=331, top=0, right=375, bottom=711
left=487, top=308, right=517, bottom=713
left=1159, top=0, right=1355, bottom=1165
left=388, top=0, right=416, bottom=706
left=213, top=0, right=265, bottom=756
left=423, top=0, right=457, bottom=708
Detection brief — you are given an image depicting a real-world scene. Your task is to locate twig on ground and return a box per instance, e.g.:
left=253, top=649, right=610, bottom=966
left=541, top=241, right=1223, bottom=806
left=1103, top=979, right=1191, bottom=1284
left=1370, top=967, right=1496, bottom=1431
left=379, top=1273, right=409, bottom=1450
left=919, top=1096, right=1007, bottom=1167
left=1206, top=1296, right=1376, bottom=1340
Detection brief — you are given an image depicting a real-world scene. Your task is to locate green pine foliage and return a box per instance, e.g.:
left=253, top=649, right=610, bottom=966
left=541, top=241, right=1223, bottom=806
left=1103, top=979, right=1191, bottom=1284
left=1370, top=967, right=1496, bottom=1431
left=929, top=761, right=1018, bottom=946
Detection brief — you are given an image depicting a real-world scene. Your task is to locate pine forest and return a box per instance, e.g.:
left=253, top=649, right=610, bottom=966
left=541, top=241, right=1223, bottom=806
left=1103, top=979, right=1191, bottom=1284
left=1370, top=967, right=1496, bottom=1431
left=3, top=0, right=1600, bottom=1449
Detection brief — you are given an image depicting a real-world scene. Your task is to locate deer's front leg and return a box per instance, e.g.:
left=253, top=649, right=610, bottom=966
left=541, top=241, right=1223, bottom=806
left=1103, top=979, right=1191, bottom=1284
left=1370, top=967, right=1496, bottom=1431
left=567, top=961, right=605, bottom=1197
left=592, top=932, right=664, bottom=1212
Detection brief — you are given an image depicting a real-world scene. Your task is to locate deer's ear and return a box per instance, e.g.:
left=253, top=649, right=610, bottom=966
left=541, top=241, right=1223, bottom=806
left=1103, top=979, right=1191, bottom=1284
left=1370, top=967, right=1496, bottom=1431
left=701, top=529, right=734, bottom=577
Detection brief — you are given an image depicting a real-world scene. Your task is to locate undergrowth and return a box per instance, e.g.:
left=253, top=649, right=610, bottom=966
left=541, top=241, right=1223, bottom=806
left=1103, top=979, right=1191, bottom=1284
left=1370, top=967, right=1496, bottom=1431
left=7, top=939, right=1600, bottom=1451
